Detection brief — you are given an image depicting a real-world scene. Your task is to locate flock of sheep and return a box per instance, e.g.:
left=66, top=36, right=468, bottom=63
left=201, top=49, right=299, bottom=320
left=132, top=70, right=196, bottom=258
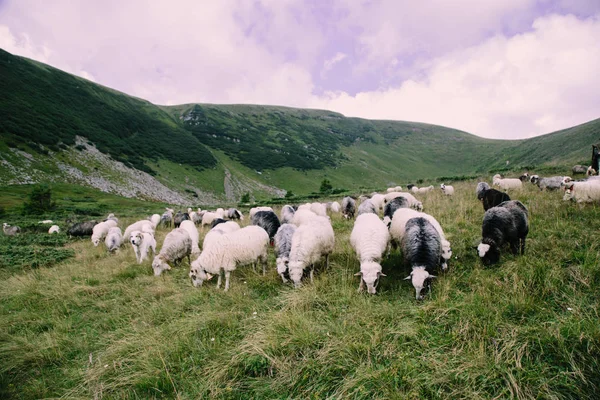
left=2, top=168, right=597, bottom=299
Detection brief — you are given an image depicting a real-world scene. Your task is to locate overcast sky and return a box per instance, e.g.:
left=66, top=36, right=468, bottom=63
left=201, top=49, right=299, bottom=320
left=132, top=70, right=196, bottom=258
left=1, top=0, right=599, bottom=139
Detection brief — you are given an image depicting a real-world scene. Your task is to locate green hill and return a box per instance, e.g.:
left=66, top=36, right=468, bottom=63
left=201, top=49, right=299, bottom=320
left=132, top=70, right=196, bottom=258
left=1, top=48, right=599, bottom=203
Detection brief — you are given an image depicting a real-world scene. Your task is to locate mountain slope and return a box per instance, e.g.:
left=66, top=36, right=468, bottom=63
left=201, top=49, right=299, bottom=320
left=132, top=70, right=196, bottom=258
left=1, top=48, right=599, bottom=203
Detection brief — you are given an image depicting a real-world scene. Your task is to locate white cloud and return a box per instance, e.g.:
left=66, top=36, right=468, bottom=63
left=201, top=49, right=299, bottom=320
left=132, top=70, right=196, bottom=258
left=322, top=52, right=347, bottom=76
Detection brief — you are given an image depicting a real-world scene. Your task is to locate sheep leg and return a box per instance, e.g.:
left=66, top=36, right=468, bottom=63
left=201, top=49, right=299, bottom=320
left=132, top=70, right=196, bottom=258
left=520, top=238, right=526, bottom=255
left=224, top=271, right=231, bottom=292
left=357, top=277, right=365, bottom=293
left=510, top=241, right=519, bottom=255
left=216, top=271, right=222, bottom=289
left=310, top=265, right=315, bottom=283
left=262, top=256, right=267, bottom=276
left=325, top=254, right=330, bottom=269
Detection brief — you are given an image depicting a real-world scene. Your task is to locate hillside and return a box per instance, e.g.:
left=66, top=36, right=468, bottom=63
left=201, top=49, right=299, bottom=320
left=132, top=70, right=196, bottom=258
left=1, top=48, right=599, bottom=203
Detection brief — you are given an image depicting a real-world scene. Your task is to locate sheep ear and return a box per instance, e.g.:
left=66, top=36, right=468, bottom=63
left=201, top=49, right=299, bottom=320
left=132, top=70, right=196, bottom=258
left=378, top=272, right=387, bottom=277
left=206, top=273, right=214, bottom=280
left=429, top=275, right=437, bottom=279
left=404, top=275, right=412, bottom=280
left=354, top=272, right=362, bottom=277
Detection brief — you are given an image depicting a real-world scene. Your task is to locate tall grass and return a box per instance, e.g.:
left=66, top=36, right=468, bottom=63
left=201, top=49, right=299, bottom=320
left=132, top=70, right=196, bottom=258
left=1, top=180, right=599, bottom=399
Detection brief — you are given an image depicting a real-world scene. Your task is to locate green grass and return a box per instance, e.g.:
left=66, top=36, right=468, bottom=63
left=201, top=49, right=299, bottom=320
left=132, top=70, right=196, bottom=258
left=1, top=180, right=599, bottom=399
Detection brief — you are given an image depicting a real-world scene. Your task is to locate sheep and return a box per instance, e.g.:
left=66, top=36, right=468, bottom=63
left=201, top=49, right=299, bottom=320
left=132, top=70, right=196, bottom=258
left=410, top=186, right=419, bottom=193
left=529, top=175, right=540, bottom=185
left=281, top=205, right=296, bottom=224
left=492, top=174, right=523, bottom=191
left=189, top=225, right=269, bottom=290
left=342, top=196, right=356, bottom=219
left=476, top=182, right=491, bottom=200
left=67, top=221, right=97, bottom=237
left=91, top=220, right=118, bottom=247
left=394, top=186, right=403, bottom=192
left=402, top=217, right=442, bottom=300
left=201, top=211, right=222, bottom=227
left=386, top=187, right=396, bottom=193
left=310, top=202, right=327, bottom=217
left=249, top=206, right=274, bottom=219
left=357, top=199, right=377, bottom=216
left=291, top=209, right=319, bottom=227
left=173, top=211, right=190, bottom=228
left=382, top=196, right=409, bottom=226
left=274, top=224, right=297, bottom=283
left=188, top=210, right=198, bottom=225
left=563, top=180, right=600, bottom=204
left=415, top=185, right=434, bottom=194
left=537, top=176, right=565, bottom=191
left=211, top=218, right=227, bottom=229
left=152, top=228, right=192, bottom=276
left=202, top=221, right=241, bottom=251
left=130, top=229, right=157, bottom=263
left=251, top=210, right=281, bottom=242
left=440, top=183, right=454, bottom=196
left=180, top=220, right=200, bottom=254
left=2, top=223, right=21, bottom=236
left=104, top=213, right=118, bottom=223
left=149, top=214, right=161, bottom=228
left=38, top=220, right=53, bottom=224
left=370, top=194, right=386, bottom=212
left=519, top=173, right=530, bottom=182
left=358, top=195, right=370, bottom=204
left=389, top=208, right=452, bottom=270
left=383, top=192, right=423, bottom=211
left=225, top=208, right=244, bottom=220
left=572, top=165, right=587, bottom=174
left=160, top=208, right=174, bottom=228
left=288, top=216, right=335, bottom=288
left=480, top=188, right=511, bottom=211
left=587, top=166, right=597, bottom=176
left=48, top=225, right=60, bottom=234
left=124, top=220, right=155, bottom=242
left=350, top=213, right=390, bottom=294
left=191, top=210, right=203, bottom=225
left=104, top=227, right=123, bottom=253
left=330, top=201, right=341, bottom=213
left=477, top=200, right=528, bottom=265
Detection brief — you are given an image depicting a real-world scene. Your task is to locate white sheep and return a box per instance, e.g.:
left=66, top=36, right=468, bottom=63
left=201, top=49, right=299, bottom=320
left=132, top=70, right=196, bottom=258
left=370, top=194, right=386, bottom=212
left=179, top=220, right=200, bottom=254
left=389, top=208, right=452, bottom=270
left=493, top=174, right=523, bottom=191
left=563, top=181, right=600, bottom=204
left=288, top=216, right=335, bottom=288
left=48, top=225, right=60, bottom=234
left=38, top=220, right=53, bottom=224
left=91, top=220, right=118, bottom=247
left=440, top=183, right=454, bottom=196
left=149, top=214, right=161, bottom=228
left=249, top=206, right=274, bottom=219
left=104, top=227, right=123, bottom=253
left=202, top=221, right=241, bottom=250
left=330, top=201, right=341, bottom=213
left=291, top=209, right=319, bottom=227
left=415, top=185, right=434, bottom=194
left=350, top=213, right=389, bottom=294
left=201, top=211, right=221, bottom=227
left=152, top=228, right=192, bottom=276
left=281, top=205, right=296, bottom=224
left=310, top=202, right=327, bottom=217
left=394, top=186, right=403, bottom=192
left=189, top=225, right=269, bottom=290
left=130, top=230, right=157, bottom=264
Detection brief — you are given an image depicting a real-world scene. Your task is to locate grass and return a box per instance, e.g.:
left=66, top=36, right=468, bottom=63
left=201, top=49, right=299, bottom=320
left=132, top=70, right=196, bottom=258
left=1, top=178, right=599, bottom=399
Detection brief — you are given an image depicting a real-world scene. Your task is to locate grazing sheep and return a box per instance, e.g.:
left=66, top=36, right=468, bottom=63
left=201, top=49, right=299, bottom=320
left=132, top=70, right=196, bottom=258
left=383, top=192, right=423, bottom=211
left=251, top=210, right=281, bottom=242
left=415, top=185, right=434, bottom=194
left=402, top=217, right=442, bottom=300
left=406, top=184, right=415, bottom=190
left=173, top=211, right=190, bottom=228
left=310, top=202, right=327, bottom=217
left=202, top=221, right=241, bottom=251
left=587, top=166, right=597, bottom=176
left=2, top=223, right=21, bottom=236
left=192, top=209, right=203, bottom=225
left=493, top=174, right=523, bottom=191
left=330, top=201, right=341, bottom=213
left=411, top=186, right=419, bottom=193
left=211, top=218, right=227, bottom=229
left=281, top=205, right=296, bottom=224
left=226, top=208, right=244, bottom=220
left=91, top=220, right=118, bottom=247
left=476, top=182, right=491, bottom=200
left=480, top=188, right=511, bottom=211
left=519, top=173, right=530, bottom=182
left=291, top=209, right=319, bottom=227
left=358, top=195, right=370, bottom=204
left=440, top=183, right=454, bottom=196
left=389, top=208, right=452, bottom=270
left=130, top=229, right=157, bottom=263
left=537, top=176, right=565, bottom=191
left=38, top=220, right=53, bottom=224
left=572, top=165, right=587, bottom=174
left=160, top=208, right=174, bottom=228
left=152, top=228, right=192, bottom=276
left=342, top=197, right=356, bottom=219
left=104, top=227, right=123, bottom=253
left=274, top=224, right=297, bottom=282
left=563, top=180, right=600, bottom=204
left=386, top=187, right=396, bottom=193
left=201, top=210, right=225, bottom=227
left=48, top=225, right=60, bottom=234
left=529, top=175, right=540, bottom=185
left=357, top=199, right=377, bottom=216
left=394, top=186, right=403, bottom=192
left=189, top=225, right=269, bottom=290
left=149, top=214, right=161, bottom=229
left=370, top=194, right=386, bottom=212
left=124, top=220, right=155, bottom=242
left=180, top=220, right=200, bottom=254
left=288, top=216, right=335, bottom=288
left=67, top=221, right=97, bottom=237
left=478, top=200, right=529, bottom=265
left=350, top=213, right=390, bottom=294
left=382, top=196, right=409, bottom=226
left=249, top=206, right=274, bottom=219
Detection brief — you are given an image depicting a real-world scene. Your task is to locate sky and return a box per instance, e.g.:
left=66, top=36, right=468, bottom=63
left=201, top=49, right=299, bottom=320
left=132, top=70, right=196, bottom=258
left=1, top=0, right=599, bottom=139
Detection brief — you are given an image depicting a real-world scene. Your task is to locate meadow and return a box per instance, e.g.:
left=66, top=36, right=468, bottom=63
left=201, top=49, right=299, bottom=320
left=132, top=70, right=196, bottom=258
left=1, top=179, right=600, bottom=399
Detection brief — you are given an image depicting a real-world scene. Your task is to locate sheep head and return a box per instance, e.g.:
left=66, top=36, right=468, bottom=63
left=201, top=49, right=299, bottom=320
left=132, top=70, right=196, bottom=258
left=404, top=267, right=435, bottom=300
left=356, top=261, right=386, bottom=294
left=478, top=239, right=500, bottom=265
left=152, top=255, right=171, bottom=276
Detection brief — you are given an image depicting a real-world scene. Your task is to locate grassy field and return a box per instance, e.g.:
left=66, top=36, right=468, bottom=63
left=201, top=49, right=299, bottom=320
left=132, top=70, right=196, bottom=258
left=1, top=177, right=600, bottom=399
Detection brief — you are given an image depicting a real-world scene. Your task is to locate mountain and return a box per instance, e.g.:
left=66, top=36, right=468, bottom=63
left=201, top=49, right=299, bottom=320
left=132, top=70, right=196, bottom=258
left=1, top=48, right=598, bottom=204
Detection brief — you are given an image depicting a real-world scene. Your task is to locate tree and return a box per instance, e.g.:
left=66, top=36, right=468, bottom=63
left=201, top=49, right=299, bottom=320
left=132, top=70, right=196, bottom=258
left=23, top=184, right=56, bottom=215
left=285, top=190, right=294, bottom=199
left=320, top=179, right=333, bottom=193
left=240, top=192, right=251, bottom=203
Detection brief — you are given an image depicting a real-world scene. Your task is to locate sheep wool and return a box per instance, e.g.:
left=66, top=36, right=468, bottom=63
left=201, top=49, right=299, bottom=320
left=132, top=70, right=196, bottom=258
left=350, top=213, right=390, bottom=294
left=91, top=220, right=118, bottom=247
left=152, top=228, right=192, bottom=276
left=440, top=184, right=454, bottom=196
left=274, top=224, right=297, bottom=282
left=563, top=181, right=600, bottom=204
left=281, top=205, right=296, bottom=223
left=104, top=227, right=123, bottom=253
left=179, top=220, right=200, bottom=254
left=48, top=225, right=60, bottom=234
left=493, top=174, right=523, bottom=191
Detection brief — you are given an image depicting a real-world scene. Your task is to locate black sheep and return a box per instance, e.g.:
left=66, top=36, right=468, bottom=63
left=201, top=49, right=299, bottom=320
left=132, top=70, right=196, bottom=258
left=173, top=212, right=190, bottom=228
left=251, top=210, right=281, bottom=244
left=481, top=188, right=511, bottom=211
left=67, top=221, right=97, bottom=237
left=383, top=196, right=409, bottom=226
left=478, top=200, right=528, bottom=265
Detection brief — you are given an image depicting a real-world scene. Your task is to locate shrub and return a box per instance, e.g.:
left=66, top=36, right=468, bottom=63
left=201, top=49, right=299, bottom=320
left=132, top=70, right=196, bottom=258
left=320, top=179, right=333, bottom=193
left=240, top=192, right=251, bottom=203
left=22, top=185, right=56, bottom=215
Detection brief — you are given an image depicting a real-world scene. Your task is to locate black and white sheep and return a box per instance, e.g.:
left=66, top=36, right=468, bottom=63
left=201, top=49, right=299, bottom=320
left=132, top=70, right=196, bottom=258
left=477, top=200, right=529, bottom=265
left=211, top=218, right=227, bottom=229
left=2, top=223, right=21, bottom=236
left=440, top=183, right=454, bottom=196
left=476, top=182, right=491, bottom=200
left=251, top=210, right=281, bottom=243
left=342, top=196, right=356, bottom=219
left=281, top=205, right=296, bottom=224
left=382, top=196, right=409, bottom=226
left=173, top=211, right=190, bottom=228
left=225, top=208, right=244, bottom=220
left=357, top=199, right=377, bottom=216
left=274, top=223, right=297, bottom=283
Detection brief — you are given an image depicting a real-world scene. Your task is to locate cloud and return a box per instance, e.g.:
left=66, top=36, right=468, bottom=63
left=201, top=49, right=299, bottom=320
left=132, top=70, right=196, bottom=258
left=321, top=52, right=347, bottom=76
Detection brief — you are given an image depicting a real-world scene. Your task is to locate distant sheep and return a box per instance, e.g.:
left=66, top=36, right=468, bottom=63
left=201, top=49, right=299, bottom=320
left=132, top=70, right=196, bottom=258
left=249, top=206, right=274, bottom=219
left=386, top=187, right=396, bottom=193
left=394, top=186, right=403, bottom=192
left=350, top=213, right=389, bottom=294
left=357, top=199, right=377, bottom=216
left=440, top=183, right=454, bottom=196
left=48, top=225, right=60, bottom=234
left=382, top=196, right=409, bottom=226
left=274, top=224, right=297, bottom=282
left=180, top=220, right=200, bottom=254
left=67, top=221, right=97, bottom=237
left=402, top=217, right=442, bottom=300
left=152, top=228, right=192, bottom=276
left=329, top=201, right=341, bottom=213
left=130, top=229, right=156, bottom=263
left=91, top=220, right=118, bottom=247
left=476, top=182, right=491, bottom=200
left=342, top=197, right=356, bottom=219
left=406, top=184, right=415, bottom=190
left=226, top=208, right=244, bottom=220
left=104, top=213, right=119, bottom=223
left=173, top=211, right=190, bottom=228
left=383, top=192, right=423, bottom=211
left=587, top=166, right=597, bottom=176
left=537, top=176, right=565, bottom=191
left=477, top=200, right=528, bottom=265
left=529, top=175, right=540, bottom=185
left=281, top=205, right=296, bottom=224
left=38, top=220, right=53, bottom=224
left=160, top=208, right=174, bottom=228
left=415, top=185, right=434, bottom=194
left=189, top=225, right=269, bottom=290
left=2, top=223, right=21, bottom=236
left=104, top=227, right=123, bottom=253
left=519, top=173, right=529, bottom=182
left=370, top=194, right=385, bottom=212
left=572, top=165, right=587, bottom=174
left=201, top=210, right=225, bottom=227
left=493, top=174, right=522, bottom=191
left=563, top=180, right=600, bottom=204
left=288, top=216, right=335, bottom=288
left=251, top=210, right=281, bottom=242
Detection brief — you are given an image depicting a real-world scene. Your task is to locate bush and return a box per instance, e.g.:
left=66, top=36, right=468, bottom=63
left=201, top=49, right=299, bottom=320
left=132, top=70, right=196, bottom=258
left=22, top=185, right=56, bottom=215
left=320, top=179, right=333, bottom=193
left=240, top=192, right=251, bottom=203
